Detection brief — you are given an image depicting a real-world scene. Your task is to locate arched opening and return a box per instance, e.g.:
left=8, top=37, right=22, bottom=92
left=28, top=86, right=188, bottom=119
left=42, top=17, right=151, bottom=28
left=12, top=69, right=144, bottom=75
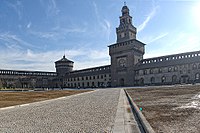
left=150, top=77, right=155, bottom=84
left=172, top=75, right=177, bottom=84
left=195, top=73, right=200, bottom=83
left=120, top=78, right=125, bottom=86
left=161, top=76, right=166, bottom=83
left=181, top=75, right=189, bottom=84
left=139, top=78, right=144, bottom=86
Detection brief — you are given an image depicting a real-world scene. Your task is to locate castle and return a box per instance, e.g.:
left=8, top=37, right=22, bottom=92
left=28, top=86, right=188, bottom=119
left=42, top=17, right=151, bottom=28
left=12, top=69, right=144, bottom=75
left=1, top=4, right=200, bottom=89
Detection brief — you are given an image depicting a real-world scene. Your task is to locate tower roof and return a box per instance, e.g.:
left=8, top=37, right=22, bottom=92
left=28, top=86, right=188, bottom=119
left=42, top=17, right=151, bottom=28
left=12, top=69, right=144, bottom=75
left=55, top=55, right=74, bottom=63
left=121, top=3, right=129, bottom=15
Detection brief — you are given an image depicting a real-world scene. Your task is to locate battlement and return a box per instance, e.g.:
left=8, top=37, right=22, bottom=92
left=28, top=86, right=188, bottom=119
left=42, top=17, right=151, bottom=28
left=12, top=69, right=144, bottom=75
left=0, top=69, right=57, bottom=76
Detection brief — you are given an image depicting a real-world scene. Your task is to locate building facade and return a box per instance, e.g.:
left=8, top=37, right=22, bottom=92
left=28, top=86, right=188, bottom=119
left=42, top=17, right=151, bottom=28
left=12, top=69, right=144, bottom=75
left=0, top=4, right=200, bottom=89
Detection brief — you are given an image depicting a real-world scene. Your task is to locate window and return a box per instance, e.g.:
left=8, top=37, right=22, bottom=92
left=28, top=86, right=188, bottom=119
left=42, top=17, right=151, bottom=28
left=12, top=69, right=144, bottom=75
left=151, top=77, right=155, bottom=84
left=195, top=73, right=200, bottom=80
left=92, top=82, right=95, bottom=87
left=101, top=75, right=103, bottom=79
left=180, top=70, right=183, bottom=74
left=158, top=68, right=162, bottom=73
left=172, top=75, right=177, bottom=83
left=150, top=69, right=153, bottom=74
left=93, top=76, right=95, bottom=79
left=193, top=64, right=197, bottom=70
left=174, top=66, right=178, bottom=72
left=139, top=78, right=144, bottom=85
left=143, top=70, right=147, bottom=75
left=87, top=82, right=90, bottom=87
left=168, top=67, right=172, bottom=72
left=135, top=71, right=139, bottom=75
left=161, top=76, right=166, bottom=83
left=82, top=83, right=84, bottom=88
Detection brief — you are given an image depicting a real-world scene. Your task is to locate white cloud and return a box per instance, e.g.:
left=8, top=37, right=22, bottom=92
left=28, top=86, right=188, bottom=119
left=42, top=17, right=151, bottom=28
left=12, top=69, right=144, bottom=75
left=0, top=45, right=110, bottom=72
left=144, top=32, right=200, bottom=59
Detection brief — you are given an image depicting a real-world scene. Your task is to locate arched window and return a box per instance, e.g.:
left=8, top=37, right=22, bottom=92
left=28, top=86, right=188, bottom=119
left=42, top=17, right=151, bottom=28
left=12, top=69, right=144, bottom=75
left=151, top=77, right=155, bottom=84
left=143, top=70, right=147, bottom=75
left=150, top=69, right=153, bottom=74
left=158, top=68, right=162, bottom=73
left=172, top=75, right=177, bottom=83
left=161, top=76, right=166, bottom=83
left=174, top=66, right=178, bottom=71
left=168, top=67, right=172, bottom=72
left=195, top=73, right=200, bottom=80
left=198, top=64, right=200, bottom=69
left=86, top=82, right=89, bottom=87
left=120, top=78, right=125, bottom=86
left=140, top=78, right=144, bottom=85
left=193, top=64, right=197, bottom=70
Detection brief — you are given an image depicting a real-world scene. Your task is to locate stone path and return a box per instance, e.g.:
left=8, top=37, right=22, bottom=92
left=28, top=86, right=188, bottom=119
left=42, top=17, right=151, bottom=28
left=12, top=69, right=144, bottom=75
left=0, top=89, right=120, bottom=133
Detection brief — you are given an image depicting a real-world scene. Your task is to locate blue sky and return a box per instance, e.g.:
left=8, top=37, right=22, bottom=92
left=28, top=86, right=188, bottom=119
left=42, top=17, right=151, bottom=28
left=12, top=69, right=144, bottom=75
left=0, top=0, right=200, bottom=72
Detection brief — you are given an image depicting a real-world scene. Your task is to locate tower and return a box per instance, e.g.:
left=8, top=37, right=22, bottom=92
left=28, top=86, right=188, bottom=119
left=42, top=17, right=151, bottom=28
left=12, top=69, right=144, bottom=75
left=109, top=4, right=146, bottom=87
left=116, top=3, right=137, bottom=43
left=55, top=55, right=74, bottom=77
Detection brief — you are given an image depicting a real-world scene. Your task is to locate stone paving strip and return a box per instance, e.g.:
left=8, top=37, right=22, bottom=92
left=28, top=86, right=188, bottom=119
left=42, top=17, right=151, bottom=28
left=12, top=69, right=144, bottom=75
left=0, top=89, right=120, bottom=133
left=113, top=89, right=141, bottom=133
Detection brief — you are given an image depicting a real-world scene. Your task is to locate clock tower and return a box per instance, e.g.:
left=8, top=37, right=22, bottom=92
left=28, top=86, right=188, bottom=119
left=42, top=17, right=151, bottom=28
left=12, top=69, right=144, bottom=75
left=109, top=3, right=146, bottom=87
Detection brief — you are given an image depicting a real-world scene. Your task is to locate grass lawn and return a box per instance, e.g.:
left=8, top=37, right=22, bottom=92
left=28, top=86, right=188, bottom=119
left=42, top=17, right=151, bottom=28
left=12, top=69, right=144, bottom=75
left=0, top=90, right=92, bottom=108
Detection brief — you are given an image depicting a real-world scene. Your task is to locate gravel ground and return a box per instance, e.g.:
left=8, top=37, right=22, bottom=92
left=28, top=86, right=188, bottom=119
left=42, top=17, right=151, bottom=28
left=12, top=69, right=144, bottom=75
left=0, top=89, right=120, bottom=133
left=127, top=85, right=200, bottom=133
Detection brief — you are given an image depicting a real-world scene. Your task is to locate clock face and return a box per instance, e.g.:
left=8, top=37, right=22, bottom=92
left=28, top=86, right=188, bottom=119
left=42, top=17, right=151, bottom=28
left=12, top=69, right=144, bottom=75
left=119, top=58, right=126, bottom=67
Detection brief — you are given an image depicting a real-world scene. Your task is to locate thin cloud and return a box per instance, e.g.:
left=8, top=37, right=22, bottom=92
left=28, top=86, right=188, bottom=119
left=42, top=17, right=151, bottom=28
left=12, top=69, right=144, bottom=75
left=146, top=32, right=168, bottom=44
left=28, top=26, right=86, bottom=40
left=92, top=2, right=111, bottom=42
left=41, top=0, right=60, bottom=17
left=0, top=32, right=38, bottom=49
left=93, top=1, right=99, bottom=19
left=138, top=6, right=159, bottom=32
left=6, top=0, right=23, bottom=20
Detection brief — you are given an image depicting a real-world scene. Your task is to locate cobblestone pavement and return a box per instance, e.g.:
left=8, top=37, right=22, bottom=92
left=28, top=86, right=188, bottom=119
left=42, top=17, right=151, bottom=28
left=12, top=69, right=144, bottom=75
left=0, top=89, right=120, bottom=133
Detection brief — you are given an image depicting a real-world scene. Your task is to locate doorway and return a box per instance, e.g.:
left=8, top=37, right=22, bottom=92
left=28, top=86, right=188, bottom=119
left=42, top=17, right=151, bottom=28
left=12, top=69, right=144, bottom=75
left=120, top=78, right=125, bottom=86
left=181, top=75, right=189, bottom=84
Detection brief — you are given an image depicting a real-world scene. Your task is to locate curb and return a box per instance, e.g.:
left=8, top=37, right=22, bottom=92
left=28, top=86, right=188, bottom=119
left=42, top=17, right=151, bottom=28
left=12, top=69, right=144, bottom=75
left=124, top=89, right=155, bottom=133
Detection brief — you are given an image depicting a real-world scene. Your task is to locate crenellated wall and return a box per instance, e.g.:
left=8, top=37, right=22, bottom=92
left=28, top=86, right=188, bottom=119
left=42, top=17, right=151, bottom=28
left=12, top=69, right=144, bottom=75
left=134, top=51, right=200, bottom=86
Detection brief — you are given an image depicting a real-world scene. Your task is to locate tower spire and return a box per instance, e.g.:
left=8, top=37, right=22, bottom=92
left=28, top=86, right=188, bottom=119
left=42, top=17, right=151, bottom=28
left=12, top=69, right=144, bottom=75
left=63, top=49, right=66, bottom=58
left=124, top=1, right=126, bottom=6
